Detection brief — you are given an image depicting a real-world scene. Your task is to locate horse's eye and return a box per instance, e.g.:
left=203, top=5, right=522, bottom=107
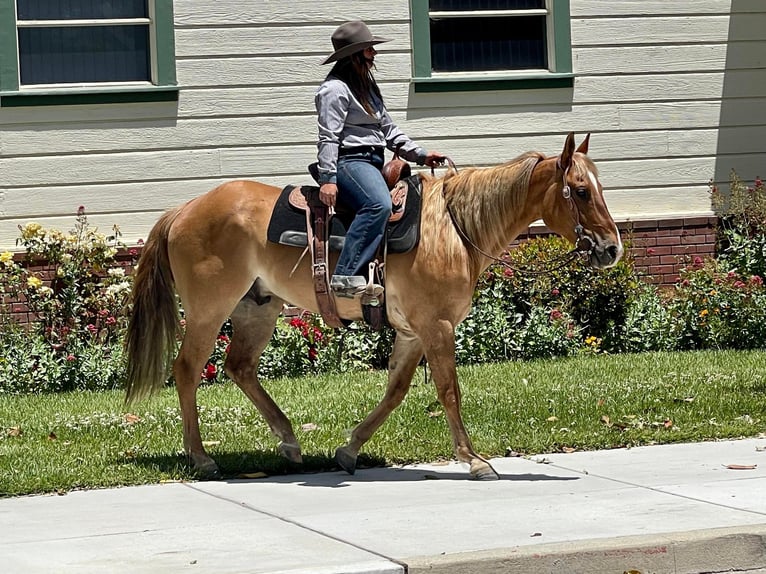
left=575, top=187, right=589, bottom=200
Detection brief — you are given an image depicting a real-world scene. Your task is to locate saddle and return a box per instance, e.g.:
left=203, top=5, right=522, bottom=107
left=266, top=173, right=423, bottom=329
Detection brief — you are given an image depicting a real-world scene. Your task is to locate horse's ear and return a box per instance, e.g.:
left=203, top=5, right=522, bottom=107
left=560, top=132, right=576, bottom=171
left=576, top=133, right=591, bottom=155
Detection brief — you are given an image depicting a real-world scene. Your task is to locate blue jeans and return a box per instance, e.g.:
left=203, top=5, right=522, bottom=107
left=335, top=149, right=392, bottom=277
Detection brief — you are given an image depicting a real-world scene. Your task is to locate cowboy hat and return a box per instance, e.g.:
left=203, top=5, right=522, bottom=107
left=322, top=21, right=390, bottom=65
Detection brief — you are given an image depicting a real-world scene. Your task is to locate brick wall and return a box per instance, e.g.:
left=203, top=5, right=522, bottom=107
left=514, top=216, right=718, bottom=285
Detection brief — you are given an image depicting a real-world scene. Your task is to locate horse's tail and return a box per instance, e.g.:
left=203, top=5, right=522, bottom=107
left=124, top=207, right=182, bottom=404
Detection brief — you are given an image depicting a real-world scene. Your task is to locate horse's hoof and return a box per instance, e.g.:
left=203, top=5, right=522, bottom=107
left=279, top=441, right=303, bottom=465
left=335, top=446, right=357, bottom=475
left=194, top=460, right=222, bottom=481
left=470, top=459, right=499, bottom=481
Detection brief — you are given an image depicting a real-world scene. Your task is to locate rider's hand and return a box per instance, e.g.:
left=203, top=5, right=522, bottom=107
left=424, top=151, right=447, bottom=168
left=319, top=183, right=337, bottom=208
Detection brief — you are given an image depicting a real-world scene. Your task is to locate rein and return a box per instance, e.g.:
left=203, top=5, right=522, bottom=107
left=439, top=156, right=595, bottom=277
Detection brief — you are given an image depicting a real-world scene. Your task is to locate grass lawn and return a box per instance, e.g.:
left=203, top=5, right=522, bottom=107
left=2, top=349, right=765, bottom=497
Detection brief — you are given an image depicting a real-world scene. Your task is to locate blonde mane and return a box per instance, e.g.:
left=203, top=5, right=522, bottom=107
left=420, top=152, right=544, bottom=265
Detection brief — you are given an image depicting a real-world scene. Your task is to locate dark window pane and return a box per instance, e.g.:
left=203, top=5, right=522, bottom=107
left=430, top=0, right=544, bottom=10
left=430, top=16, right=547, bottom=72
left=17, top=0, right=148, bottom=20
left=18, top=25, right=150, bottom=85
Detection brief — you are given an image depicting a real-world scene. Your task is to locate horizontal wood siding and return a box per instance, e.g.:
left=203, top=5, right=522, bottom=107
left=0, top=0, right=763, bottom=250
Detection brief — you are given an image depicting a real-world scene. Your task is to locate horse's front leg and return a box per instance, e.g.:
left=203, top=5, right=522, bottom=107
left=423, top=319, right=499, bottom=480
left=335, top=332, right=423, bottom=474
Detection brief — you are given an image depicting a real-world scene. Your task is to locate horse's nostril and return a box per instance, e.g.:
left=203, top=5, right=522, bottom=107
left=606, top=245, right=618, bottom=260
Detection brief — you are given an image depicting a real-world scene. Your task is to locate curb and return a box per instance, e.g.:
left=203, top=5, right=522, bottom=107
left=405, top=525, right=766, bottom=574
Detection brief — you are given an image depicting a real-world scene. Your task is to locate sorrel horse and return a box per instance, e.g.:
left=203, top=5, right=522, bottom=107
left=125, top=133, right=622, bottom=481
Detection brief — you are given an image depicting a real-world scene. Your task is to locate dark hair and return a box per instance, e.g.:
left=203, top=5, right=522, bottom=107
left=328, top=52, right=383, bottom=115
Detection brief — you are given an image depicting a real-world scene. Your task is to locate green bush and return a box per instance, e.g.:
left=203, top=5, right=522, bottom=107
left=0, top=209, right=133, bottom=394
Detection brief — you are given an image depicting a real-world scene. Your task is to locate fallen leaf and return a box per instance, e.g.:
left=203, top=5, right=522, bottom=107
left=530, top=532, right=542, bottom=537
left=428, top=410, right=443, bottom=418
left=546, top=416, right=558, bottom=422
left=562, top=446, right=577, bottom=454
left=124, top=413, right=141, bottom=425
left=505, top=448, right=522, bottom=458
left=663, top=419, right=673, bottom=429
left=47, top=432, right=57, bottom=441
left=624, top=570, right=643, bottom=574
left=301, top=423, right=318, bottom=432
left=600, top=415, right=611, bottom=427
left=6, top=426, right=22, bottom=437
left=238, top=472, right=268, bottom=479
left=724, top=464, right=757, bottom=470
left=597, top=399, right=605, bottom=407
left=202, top=440, right=221, bottom=447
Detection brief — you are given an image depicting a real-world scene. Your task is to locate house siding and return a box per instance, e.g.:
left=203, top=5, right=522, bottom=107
left=0, top=0, right=763, bottom=251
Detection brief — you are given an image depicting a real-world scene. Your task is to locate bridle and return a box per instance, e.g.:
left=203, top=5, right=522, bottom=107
left=440, top=155, right=595, bottom=276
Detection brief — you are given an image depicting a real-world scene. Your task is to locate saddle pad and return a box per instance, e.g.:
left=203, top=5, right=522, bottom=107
left=266, top=176, right=422, bottom=254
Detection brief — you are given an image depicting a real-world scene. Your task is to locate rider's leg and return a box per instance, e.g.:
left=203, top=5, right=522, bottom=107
left=333, top=151, right=391, bottom=295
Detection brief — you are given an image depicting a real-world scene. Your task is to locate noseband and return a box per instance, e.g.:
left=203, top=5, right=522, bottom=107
left=444, top=156, right=595, bottom=276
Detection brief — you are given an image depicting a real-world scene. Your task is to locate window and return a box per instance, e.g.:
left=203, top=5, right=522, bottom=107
left=0, top=0, right=177, bottom=106
left=411, top=0, right=573, bottom=92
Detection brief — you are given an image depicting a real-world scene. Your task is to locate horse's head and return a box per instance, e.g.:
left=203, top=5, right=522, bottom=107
left=541, top=133, right=623, bottom=269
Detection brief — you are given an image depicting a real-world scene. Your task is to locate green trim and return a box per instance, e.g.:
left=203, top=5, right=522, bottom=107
left=153, top=0, right=177, bottom=86
left=0, top=1, right=18, bottom=91
left=409, top=1, right=431, bottom=79
left=0, top=86, right=179, bottom=107
left=551, top=0, right=572, bottom=74
left=413, top=74, right=573, bottom=93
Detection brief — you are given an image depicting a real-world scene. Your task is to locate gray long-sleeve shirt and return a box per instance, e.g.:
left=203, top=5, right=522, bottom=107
left=315, top=77, right=426, bottom=185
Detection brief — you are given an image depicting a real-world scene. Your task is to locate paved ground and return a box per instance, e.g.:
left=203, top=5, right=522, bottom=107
left=2, top=438, right=766, bottom=573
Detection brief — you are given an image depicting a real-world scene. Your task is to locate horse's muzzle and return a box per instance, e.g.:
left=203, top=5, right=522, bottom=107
left=588, top=235, right=623, bottom=269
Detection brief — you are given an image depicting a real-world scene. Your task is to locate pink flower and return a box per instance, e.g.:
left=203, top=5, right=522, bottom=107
left=646, top=248, right=656, bottom=255
left=137, top=238, right=145, bottom=245
left=734, top=281, right=746, bottom=288
left=105, top=316, right=117, bottom=326
left=66, top=354, right=76, bottom=362
left=86, top=324, right=98, bottom=334
left=550, top=309, right=563, bottom=321
left=503, top=268, right=514, bottom=278
left=77, top=205, right=85, bottom=215
left=202, top=363, right=217, bottom=380
left=551, top=288, right=560, bottom=296
left=693, top=257, right=703, bottom=267
left=750, top=275, right=763, bottom=286
left=308, top=348, right=318, bottom=362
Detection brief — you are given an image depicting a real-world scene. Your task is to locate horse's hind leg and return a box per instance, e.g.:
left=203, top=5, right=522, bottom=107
left=336, top=332, right=423, bottom=474
left=175, top=316, right=227, bottom=479
left=226, top=289, right=302, bottom=465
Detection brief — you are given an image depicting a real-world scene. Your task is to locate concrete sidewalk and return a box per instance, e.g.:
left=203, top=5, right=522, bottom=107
left=2, top=438, right=766, bottom=574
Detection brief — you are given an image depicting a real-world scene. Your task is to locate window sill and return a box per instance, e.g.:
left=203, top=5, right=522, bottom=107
left=412, top=73, right=574, bottom=93
left=0, top=85, right=179, bottom=107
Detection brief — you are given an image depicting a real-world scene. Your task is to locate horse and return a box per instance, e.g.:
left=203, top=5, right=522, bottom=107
left=124, top=132, right=623, bottom=481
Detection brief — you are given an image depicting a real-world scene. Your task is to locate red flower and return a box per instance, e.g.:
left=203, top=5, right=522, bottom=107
left=646, top=248, right=656, bottom=255
left=734, top=281, right=746, bottom=288
left=551, top=288, right=560, bottom=296
left=202, top=363, right=217, bottom=380
left=750, top=275, right=763, bottom=286
left=503, top=268, right=514, bottom=278
left=308, top=347, right=318, bottom=362
left=217, top=334, right=230, bottom=343
left=693, top=256, right=703, bottom=267
left=105, top=316, right=117, bottom=326
left=549, top=309, right=563, bottom=321
left=66, top=354, right=76, bottom=362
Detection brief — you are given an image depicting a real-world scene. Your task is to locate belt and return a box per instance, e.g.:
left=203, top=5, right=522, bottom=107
left=338, top=146, right=385, bottom=157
